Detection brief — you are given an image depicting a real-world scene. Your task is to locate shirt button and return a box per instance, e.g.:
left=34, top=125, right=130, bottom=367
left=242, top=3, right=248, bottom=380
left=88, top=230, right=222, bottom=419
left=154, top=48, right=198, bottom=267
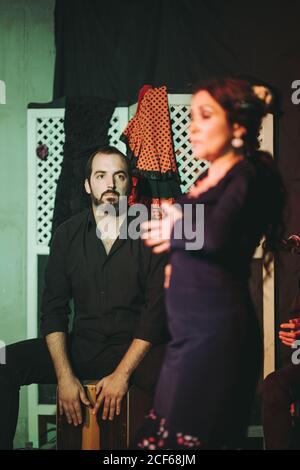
left=100, top=290, right=105, bottom=295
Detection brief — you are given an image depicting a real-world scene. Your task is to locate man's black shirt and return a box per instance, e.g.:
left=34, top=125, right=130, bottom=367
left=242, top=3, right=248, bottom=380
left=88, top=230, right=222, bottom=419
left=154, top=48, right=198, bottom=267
left=40, top=209, right=168, bottom=363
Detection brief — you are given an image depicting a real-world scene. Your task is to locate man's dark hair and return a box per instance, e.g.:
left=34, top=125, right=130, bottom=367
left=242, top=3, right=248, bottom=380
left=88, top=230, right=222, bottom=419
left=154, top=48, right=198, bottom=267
left=85, top=145, right=131, bottom=181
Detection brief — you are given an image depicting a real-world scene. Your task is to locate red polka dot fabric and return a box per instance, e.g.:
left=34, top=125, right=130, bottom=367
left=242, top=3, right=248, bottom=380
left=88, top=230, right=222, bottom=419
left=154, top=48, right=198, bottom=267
left=123, top=85, right=178, bottom=174
left=122, top=85, right=181, bottom=211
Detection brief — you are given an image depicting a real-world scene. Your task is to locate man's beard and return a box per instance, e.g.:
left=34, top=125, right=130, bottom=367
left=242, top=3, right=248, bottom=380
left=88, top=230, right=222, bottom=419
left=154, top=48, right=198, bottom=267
left=90, top=189, right=127, bottom=216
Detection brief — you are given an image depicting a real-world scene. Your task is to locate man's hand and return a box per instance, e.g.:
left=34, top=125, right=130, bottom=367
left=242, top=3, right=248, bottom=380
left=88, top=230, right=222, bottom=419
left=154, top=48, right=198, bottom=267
left=58, top=375, right=90, bottom=426
left=92, top=372, right=129, bottom=421
left=279, top=320, right=300, bottom=347
left=46, top=333, right=90, bottom=426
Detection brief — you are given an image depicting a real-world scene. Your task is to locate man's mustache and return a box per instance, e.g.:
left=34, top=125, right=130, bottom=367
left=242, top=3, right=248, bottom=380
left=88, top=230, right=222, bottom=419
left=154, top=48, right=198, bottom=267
left=101, top=190, right=120, bottom=199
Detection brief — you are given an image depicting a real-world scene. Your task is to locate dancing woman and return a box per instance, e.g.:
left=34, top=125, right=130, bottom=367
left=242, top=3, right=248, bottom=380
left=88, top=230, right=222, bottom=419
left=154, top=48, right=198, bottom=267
left=135, top=78, right=286, bottom=450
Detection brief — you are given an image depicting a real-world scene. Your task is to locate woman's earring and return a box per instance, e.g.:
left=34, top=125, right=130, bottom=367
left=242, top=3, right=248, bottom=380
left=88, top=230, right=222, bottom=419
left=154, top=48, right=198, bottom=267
left=231, top=137, right=244, bottom=148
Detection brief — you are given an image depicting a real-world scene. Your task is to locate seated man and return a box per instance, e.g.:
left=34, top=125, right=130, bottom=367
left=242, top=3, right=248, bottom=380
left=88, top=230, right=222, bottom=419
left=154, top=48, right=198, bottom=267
left=262, top=256, right=300, bottom=450
left=0, top=146, right=168, bottom=449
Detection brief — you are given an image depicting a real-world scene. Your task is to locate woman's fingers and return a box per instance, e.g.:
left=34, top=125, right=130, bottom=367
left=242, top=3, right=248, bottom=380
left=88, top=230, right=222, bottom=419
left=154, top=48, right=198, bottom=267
left=153, top=241, right=170, bottom=254
left=144, top=236, right=166, bottom=247
left=280, top=323, right=296, bottom=330
left=279, top=331, right=296, bottom=339
left=164, top=264, right=172, bottom=289
left=281, top=339, right=294, bottom=347
left=142, top=231, right=163, bottom=242
left=141, top=226, right=164, bottom=241
left=141, top=219, right=162, bottom=234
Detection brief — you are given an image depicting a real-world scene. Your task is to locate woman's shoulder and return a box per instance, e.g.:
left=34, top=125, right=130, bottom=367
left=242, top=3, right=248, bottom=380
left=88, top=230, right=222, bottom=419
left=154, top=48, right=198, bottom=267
left=228, top=154, right=279, bottom=192
left=228, top=153, right=282, bottom=205
left=176, top=154, right=274, bottom=205
left=238, top=152, right=279, bottom=185
left=227, top=156, right=256, bottom=180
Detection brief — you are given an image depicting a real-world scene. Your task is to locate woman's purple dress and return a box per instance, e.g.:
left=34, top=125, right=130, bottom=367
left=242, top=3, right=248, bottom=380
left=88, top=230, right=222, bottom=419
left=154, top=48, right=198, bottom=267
left=135, top=158, right=275, bottom=449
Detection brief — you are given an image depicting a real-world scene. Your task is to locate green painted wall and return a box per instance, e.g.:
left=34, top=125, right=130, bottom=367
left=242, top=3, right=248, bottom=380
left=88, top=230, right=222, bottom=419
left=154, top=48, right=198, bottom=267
left=0, top=0, right=55, bottom=447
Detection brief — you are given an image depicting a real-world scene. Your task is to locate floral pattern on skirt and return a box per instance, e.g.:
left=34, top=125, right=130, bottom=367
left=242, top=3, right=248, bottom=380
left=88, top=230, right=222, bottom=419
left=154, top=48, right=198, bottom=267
left=136, top=409, right=203, bottom=450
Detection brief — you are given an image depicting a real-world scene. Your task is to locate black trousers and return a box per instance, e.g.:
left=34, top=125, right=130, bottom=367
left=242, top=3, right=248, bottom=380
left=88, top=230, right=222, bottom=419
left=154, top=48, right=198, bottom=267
left=262, top=363, right=300, bottom=450
left=0, top=337, right=165, bottom=449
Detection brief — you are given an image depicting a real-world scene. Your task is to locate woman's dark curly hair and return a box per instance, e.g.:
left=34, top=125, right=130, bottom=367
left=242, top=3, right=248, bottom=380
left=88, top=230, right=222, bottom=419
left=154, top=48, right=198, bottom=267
left=194, top=78, right=286, bottom=276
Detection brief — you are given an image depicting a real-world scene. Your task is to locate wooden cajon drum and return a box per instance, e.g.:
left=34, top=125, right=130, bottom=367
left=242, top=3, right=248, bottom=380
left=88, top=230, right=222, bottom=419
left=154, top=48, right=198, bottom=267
left=56, top=381, right=153, bottom=450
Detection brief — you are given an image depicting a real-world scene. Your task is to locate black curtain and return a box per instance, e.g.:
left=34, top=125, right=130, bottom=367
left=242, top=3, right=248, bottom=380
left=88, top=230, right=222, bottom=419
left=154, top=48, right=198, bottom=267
left=53, top=0, right=300, bottom=366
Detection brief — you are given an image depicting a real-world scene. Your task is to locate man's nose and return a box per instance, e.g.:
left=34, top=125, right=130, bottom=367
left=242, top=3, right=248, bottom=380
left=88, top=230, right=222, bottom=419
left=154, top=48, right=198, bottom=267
left=106, top=177, right=116, bottom=190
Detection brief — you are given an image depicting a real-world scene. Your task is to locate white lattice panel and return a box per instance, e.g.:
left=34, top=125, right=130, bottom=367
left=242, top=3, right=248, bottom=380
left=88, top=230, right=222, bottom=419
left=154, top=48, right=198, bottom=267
left=36, top=116, right=65, bottom=246
left=169, top=104, right=209, bottom=193
left=30, top=108, right=128, bottom=247
left=108, top=111, right=127, bottom=150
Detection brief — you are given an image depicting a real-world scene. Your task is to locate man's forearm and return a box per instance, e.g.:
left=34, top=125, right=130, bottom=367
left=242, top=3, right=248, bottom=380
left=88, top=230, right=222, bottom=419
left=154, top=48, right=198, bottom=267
left=114, top=338, right=152, bottom=380
left=45, top=332, right=74, bottom=381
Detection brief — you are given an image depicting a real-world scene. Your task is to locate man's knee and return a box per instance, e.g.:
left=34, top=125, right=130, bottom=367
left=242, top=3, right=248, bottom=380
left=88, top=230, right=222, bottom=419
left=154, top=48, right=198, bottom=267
left=0, top=338, right=52, bottom=388
left=0, top=362, right=18, bottom=390
left=0, top=342, right=23, bottom=388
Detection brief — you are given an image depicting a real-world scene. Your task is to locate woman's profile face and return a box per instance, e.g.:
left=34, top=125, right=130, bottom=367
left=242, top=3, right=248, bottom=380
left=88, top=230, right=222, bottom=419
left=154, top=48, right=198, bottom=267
left=189, top=90, right=234, bottom=161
